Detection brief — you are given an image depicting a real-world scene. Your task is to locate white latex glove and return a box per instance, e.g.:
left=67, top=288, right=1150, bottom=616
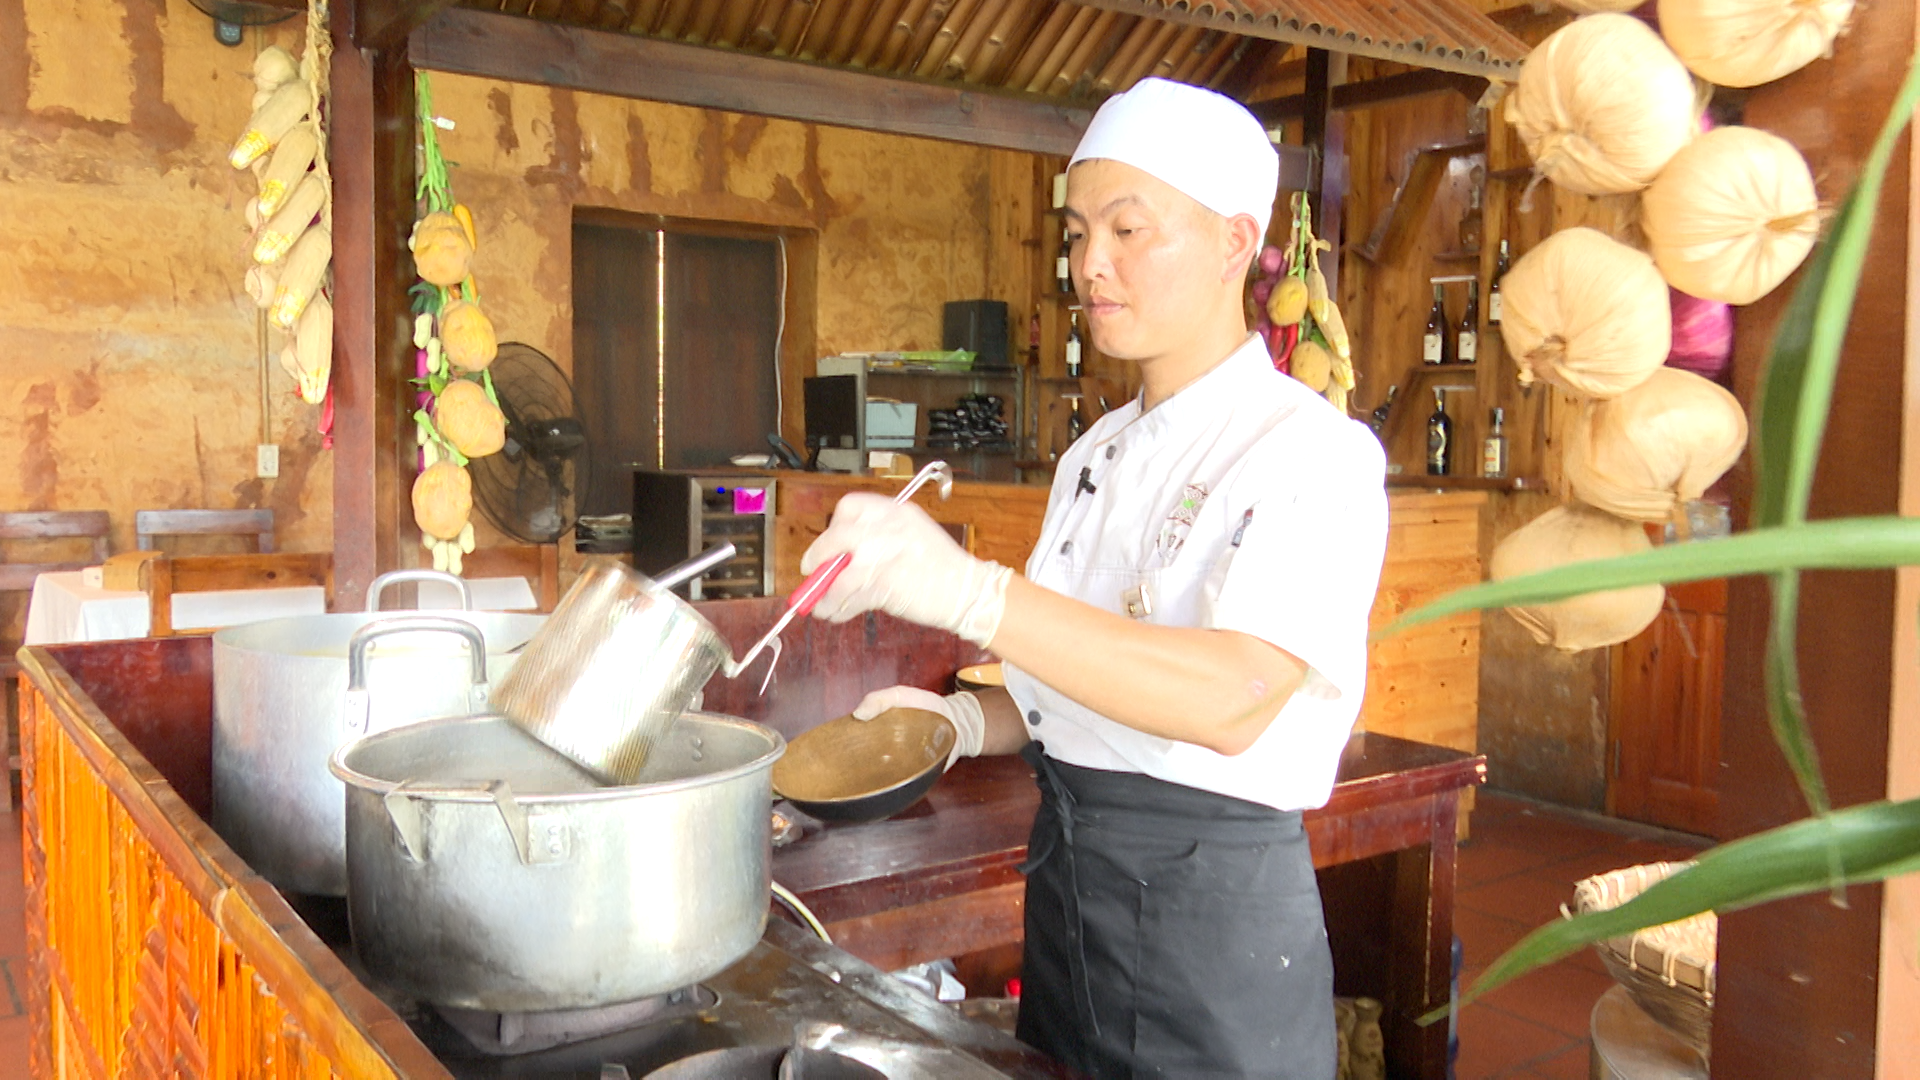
left=852, top=685, right=986, bottom=771
left=800, top=493, right=1013, bottom=649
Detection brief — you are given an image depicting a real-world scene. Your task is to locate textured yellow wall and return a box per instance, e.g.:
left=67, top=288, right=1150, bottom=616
left=0, top=0, right=998, bottom=598
left=0, top=0, right=327, bottom=564
left=429, top=73, right=993, bottom=371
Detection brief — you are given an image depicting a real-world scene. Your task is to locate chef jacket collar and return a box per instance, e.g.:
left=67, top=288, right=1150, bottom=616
left=1106, top=333, right=1275, bottom=448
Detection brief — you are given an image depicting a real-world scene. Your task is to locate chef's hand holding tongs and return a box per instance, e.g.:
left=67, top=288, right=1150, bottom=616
left=799, top=489, right=1013, bottom=649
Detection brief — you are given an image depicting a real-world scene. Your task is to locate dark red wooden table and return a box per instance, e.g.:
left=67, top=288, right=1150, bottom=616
left=772, top=732, right=1486, bottom=1080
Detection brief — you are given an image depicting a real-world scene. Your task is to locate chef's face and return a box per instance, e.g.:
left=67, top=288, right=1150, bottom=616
left=1063, top=159, right=1248, bottom=364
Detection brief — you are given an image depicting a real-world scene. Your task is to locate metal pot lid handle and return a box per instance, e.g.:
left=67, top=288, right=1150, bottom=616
left=343, top=616, right=492, bottom=736
left=365, top=569, right=473, bottom=613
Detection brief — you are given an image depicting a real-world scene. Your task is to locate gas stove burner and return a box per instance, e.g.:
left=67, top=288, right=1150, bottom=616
left=437, top=985, right=720, bottom=1056
left=643, top=1045, right=885, bottom=1080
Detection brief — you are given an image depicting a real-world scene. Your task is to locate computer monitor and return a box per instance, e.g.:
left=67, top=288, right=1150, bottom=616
left=803, top=374, right=861, bottom=451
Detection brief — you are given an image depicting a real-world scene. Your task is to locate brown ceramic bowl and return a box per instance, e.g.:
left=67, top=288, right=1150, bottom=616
left=772, top=707, right=955, bottom=822
left=954, top=662, right=1005, bottom=693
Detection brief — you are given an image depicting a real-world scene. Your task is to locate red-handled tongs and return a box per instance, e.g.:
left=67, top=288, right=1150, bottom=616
left=732, top=460, right=954, bottom=693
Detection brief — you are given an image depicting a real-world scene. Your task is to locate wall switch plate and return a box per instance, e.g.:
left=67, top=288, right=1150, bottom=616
left=257, top=444, right=280, bottom=479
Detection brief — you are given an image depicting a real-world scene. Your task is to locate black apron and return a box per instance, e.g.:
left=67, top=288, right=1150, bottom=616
left=1015, top=742, right=1336, bottom=1080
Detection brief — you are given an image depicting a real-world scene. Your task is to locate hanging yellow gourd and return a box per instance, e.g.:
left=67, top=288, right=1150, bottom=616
left=441, top=300, right=499, bottom=373
left=412, top=461, right=473, bottom=542
left=1659, top=0, right=1852, bottom=88
left=1506, top=14, right=1699, bottom=196
left=434, top=378, right=507, bottom=458
left=1499, top=228, right=1672, bottom=399
left=411, top=211, right=474, bottom=286
left=1490, top=504, right=1667, bottom=652
left=1267, top=277, right=1309, bottom=326
left=1290, top=340, right=1333, bottom=393
left=1641, top=126, right=1820, bottom=306
left=1563, top=367, right=1748, bottom=525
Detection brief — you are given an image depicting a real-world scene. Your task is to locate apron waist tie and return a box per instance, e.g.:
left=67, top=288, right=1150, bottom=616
left=1016, top=741, right=1101, bottom=1038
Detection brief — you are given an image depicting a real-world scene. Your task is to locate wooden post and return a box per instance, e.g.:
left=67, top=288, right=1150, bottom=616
left=1715, top=0, right=1917, bottom=1072
left=329, top=4, right=418, bottom=608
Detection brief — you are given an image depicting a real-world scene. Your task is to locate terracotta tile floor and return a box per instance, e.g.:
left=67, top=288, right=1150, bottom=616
left=0, top=789, right=1706, bottom=1080
left=1453, top=792, right=1710, bottom=1080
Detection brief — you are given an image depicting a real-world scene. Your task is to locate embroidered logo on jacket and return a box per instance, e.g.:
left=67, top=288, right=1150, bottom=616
left=1154, top=482, right=1210, bottom=560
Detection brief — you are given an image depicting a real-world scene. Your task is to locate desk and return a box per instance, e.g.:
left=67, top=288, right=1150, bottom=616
left=22, top=569, right=327, bottom=644
left=772, top=733, right=1486, bottom=1080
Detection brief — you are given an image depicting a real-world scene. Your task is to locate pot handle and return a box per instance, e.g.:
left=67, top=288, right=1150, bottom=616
left=484, top=780, right=572, bottom=867
left=383, top=780, right=431, bottom=862
left=365, top=569, right=472, bottom=613
left=343, top=616, right=491, bottom=737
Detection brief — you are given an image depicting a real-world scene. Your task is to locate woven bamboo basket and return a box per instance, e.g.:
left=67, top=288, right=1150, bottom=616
left=1572, top=861, right=1717, bottom=1055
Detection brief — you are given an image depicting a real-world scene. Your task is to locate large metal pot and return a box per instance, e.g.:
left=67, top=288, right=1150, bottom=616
left=329, top=711, right=784, bottom=1012
left=212, top=571, right=546, bottom=896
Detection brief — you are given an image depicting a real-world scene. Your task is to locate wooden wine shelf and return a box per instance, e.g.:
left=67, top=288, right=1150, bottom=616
left=1386, top=474, right=1547, bottom=493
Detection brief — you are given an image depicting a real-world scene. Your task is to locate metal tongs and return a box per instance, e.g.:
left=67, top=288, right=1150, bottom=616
left=734, top=461, right=955, bottom=693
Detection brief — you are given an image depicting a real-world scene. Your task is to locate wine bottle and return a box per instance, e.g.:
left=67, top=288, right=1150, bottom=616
left=1423, top=284, right=1449, bottom=365
left=1482, top=406, right=1509, bottom=479
left=1067, top=396, right=1086, bottom=442
left=1065, top=311, right=1083, bottom=378
left=1489, top=240, right=1511, bottom=327
left=1370, top=385, right=1397, bottom=435
left=1056, top=228, right=1073, bottom=294
left=1426, top=388, right=1452, bottom=476
left=1457, top=281, right=1479, bottom=365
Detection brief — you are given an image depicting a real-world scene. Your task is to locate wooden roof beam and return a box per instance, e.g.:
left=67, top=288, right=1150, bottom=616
left=354, top=0, right=457, bottom=51
left=411, top=6, right=1093, bottom=154
left=1246, top=68, right=1488, bottom=124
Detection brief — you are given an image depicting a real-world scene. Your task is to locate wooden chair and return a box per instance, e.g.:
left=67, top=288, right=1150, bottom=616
left=136, top=508, right=275, bottom=553
left=2, top=510, right=113, bottom=810
left=461, top=544, right=561, bottom=613
left=147, top=552, right=334, bottom=637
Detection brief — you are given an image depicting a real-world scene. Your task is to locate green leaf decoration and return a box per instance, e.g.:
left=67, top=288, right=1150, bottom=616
left=1379, top=516, right=1920, bottom=635
left=482, top=368, right=499, bottom=407
left=1425, top=798, right=1920, bottom=1024
left=1740, top=55, right=1920, bottom=815
left=415, top=71, right=452, bottom=215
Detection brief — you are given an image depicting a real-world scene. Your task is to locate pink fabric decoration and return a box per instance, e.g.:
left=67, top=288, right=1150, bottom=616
left=1667, top=287, right=1733, bottom=382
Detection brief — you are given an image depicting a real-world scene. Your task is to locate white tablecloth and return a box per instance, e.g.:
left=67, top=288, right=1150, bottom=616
left=23, top=571, right=329, bottom=645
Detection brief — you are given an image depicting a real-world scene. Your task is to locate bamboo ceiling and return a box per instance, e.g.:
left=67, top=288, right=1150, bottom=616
left=451, top=0, right=1529, bottom=104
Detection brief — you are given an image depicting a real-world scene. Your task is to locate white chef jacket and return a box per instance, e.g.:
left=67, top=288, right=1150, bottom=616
left=1002, top=334, right=1388, bottom=811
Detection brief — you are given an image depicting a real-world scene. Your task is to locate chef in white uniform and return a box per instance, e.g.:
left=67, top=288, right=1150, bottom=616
left=801, top=77, right=1388, bottom=1080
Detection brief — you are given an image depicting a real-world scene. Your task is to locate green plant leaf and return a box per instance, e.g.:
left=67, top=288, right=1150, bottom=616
left=1423, top=798, right=1920, bottom=1024
left=1379, top=516, right=1920, bottom=635
left=1742, top=54, right=1920, bottom=815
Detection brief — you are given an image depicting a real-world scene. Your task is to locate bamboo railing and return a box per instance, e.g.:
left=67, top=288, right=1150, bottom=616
left=14, top=648, right=448, bottom=1079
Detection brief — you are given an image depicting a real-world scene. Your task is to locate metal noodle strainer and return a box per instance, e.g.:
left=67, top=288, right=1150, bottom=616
left=489, top=544, right=738, bottom=784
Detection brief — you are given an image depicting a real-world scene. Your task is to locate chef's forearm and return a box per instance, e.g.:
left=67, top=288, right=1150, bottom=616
left=989, top=575, right=1304, bottom=756
left=969, top=686, right=1034, bottom=756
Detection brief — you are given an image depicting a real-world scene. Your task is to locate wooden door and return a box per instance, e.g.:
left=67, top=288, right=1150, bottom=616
left=1608, top=577, right=1727, bottom=837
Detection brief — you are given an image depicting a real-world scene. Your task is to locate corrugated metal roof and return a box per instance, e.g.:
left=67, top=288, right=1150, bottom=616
left=455, top=0, right=1528, bottom=102
left=1073, top=0, right=1529, bottom=77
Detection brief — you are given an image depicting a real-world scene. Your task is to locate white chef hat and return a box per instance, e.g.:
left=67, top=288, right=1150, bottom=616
left=1069, top=77, right=1279, bottom=237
